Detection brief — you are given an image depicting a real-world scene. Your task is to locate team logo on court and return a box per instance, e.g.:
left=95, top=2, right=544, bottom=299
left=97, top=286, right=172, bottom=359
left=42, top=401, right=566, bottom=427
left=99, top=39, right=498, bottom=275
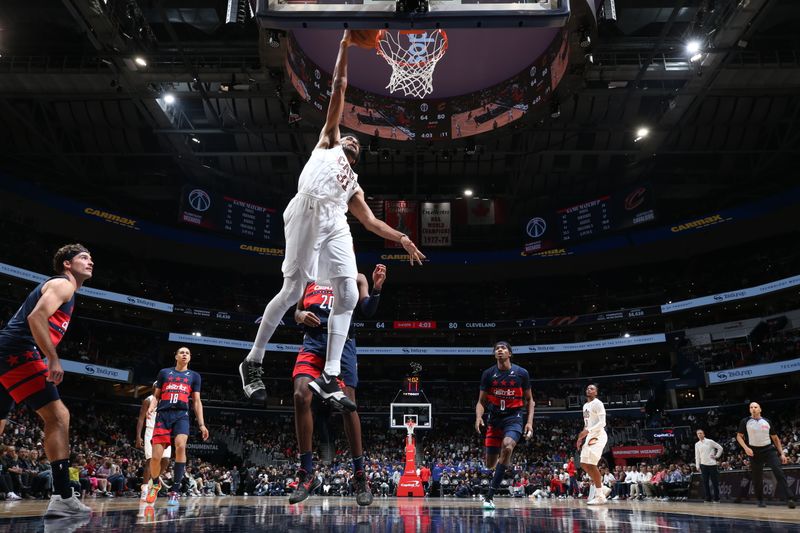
left=526, top=217, right=547, bottom=238
left=188, top=189, right=211, bottom=212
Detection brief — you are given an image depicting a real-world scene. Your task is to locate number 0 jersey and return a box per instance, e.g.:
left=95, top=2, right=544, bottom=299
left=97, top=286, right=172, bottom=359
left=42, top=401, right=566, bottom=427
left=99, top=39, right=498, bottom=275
left=480, top=364, right=531, bottom=416
left=156, top=367, right=201, bottom=412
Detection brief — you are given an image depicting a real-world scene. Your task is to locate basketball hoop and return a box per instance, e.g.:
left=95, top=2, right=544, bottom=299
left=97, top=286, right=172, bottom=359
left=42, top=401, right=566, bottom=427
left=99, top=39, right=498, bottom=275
left=376, top=29, right=448, bottom=99
left=405, top=419, right=417, bottom=437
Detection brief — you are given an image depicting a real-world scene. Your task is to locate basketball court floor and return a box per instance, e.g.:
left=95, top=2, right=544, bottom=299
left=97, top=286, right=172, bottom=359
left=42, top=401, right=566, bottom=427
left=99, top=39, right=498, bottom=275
left=1, top=497, right=798, bottom=532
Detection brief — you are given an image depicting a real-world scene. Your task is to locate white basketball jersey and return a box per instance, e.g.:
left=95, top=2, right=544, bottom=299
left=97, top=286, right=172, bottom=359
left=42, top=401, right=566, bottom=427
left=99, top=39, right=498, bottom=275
left=145, top=395, right=156, bottom=431
left=582, top=398, right=606, bottom=436
left=297, top=145, right=360, bottom=216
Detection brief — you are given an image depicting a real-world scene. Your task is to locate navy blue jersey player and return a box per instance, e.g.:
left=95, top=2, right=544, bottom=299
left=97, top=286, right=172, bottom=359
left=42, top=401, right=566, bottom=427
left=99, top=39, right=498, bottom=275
left=474, top=341, right=535, bottom=509
left=145, top=346, right=208, bottom=506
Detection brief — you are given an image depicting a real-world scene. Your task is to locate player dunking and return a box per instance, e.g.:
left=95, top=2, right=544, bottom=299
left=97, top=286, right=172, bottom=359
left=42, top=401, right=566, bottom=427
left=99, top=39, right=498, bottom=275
left=145, top=347, right=208, bottom=506
left=576, top=384, right=611, bottom=505
left=474, top=341, right=534, bottom=509
left=239, top=30, right=425, bottom=411
left=288, top=264, right=386, bottom=505
left=135, top=381, right=171, bottom=501
left=0, top=245, right=93, bottom=518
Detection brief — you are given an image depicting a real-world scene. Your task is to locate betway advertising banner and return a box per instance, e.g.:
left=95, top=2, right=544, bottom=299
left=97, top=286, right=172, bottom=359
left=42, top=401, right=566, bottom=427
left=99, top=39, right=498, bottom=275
left=705, top=357, right=800, bottom=386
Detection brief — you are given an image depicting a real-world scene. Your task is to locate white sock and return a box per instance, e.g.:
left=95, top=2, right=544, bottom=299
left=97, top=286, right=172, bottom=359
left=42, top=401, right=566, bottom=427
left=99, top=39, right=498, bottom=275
left=323, top=277, right=358, bottom=376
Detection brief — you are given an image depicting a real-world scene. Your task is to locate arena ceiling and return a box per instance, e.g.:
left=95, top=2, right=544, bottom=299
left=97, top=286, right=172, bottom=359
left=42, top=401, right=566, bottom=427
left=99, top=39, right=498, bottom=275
left=0, top=0, right=798, bottom=249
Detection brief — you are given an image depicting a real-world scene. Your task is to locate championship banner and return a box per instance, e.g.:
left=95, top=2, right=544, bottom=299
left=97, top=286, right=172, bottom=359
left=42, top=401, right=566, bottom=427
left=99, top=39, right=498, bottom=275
left=420, top=202, right=451, bottom=247
left=705, top=356, right=800, bottom=386
left=611, top=445, right=664, bottom=459
left=384, top=201, right=419, bottom=249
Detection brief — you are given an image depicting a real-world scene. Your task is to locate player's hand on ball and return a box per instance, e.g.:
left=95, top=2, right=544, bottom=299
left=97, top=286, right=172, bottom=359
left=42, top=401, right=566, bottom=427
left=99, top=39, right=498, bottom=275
left=372, top=264, right=387, bottom=289
left=200, top=425, right=209, bottom=441
left=301, top=311, right=321, bottom=327
left=475, top=418, right=484, bottom=435
left=400, top=236, right=426, bottom=266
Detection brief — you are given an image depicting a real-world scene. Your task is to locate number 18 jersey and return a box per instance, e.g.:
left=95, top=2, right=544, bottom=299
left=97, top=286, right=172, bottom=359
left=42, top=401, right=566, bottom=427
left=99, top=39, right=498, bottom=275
left=156, top=367, right=202, bottom=412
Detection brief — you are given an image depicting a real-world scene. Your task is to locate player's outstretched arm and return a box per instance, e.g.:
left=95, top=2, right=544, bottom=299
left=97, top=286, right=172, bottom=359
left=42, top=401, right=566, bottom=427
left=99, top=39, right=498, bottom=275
left=348, top=190, right=426, bottom=265
left=318, top=30, right=352, bottom=149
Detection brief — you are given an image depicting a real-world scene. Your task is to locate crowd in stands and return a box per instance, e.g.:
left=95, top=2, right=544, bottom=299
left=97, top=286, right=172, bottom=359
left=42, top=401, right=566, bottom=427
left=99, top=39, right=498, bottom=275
left=1, top=389, right=800, bottom=503
left=1, top=218, right=799, bottom=324
left=681, top=328, right=800, bottom=372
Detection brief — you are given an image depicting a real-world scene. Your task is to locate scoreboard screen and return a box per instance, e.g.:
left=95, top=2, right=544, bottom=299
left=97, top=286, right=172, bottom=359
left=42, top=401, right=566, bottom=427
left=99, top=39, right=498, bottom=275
left=524, top=183, right=657, bottom=253
left=179, top=186, right=279, bottom=242
left=557, top=195, right=612, bottom=242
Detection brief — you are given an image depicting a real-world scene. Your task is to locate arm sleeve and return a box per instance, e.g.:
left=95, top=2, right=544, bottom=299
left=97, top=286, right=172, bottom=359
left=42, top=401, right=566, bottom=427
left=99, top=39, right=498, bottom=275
left=586, top=402, right=606, bottom=433
left=737, top=418, right=748, bottom=436
left=359, top=292, right=381, bottom=318
left=712, top=439, right=723, bottom=456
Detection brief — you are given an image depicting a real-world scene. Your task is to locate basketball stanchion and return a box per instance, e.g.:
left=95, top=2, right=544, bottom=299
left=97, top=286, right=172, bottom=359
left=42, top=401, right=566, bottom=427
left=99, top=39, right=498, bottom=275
left=397, top=419, right=425, bottom=497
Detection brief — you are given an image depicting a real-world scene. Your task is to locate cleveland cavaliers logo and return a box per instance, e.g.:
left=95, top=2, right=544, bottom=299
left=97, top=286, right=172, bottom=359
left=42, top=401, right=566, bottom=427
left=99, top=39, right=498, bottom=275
left=588, top=437, right=599, bottom=446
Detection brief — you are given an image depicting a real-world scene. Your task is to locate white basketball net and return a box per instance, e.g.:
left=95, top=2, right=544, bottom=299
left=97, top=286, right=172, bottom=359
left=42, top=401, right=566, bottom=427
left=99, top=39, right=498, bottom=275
left=377, top=30, right=448, bottom=99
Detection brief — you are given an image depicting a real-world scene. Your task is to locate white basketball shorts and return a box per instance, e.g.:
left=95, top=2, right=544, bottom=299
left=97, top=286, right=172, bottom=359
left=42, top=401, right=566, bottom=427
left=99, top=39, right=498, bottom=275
left=580, top=431, right=607, bottom=465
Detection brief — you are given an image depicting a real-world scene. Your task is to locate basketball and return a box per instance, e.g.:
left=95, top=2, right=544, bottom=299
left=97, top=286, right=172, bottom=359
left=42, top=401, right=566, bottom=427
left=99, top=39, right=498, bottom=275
left=350, top=29, right=380, bottom=49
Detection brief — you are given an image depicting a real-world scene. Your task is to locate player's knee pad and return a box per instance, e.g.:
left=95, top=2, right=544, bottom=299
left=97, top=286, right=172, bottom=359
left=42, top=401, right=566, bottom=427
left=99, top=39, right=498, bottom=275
left=277, top=276, right=306, bottom=308
left=331, top=276, right=358, bottom=311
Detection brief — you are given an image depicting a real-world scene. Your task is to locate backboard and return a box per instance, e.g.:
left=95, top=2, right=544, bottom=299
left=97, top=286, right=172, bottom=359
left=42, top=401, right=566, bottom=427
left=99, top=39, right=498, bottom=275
left=390, top=402, right=432, bottom=429
left=256, top=0, right=571, bottom=29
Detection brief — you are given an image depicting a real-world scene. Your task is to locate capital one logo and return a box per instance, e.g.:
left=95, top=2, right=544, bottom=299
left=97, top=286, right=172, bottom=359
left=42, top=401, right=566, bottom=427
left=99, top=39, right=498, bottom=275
left=526, top=217, right=547, bottom=239
left=401, top=480, right=421, bottom=487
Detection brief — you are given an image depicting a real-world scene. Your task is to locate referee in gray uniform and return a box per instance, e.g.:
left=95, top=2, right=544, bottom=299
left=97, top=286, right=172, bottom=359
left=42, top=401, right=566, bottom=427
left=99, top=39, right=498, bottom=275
left=735, top=402, right=796, bottom=508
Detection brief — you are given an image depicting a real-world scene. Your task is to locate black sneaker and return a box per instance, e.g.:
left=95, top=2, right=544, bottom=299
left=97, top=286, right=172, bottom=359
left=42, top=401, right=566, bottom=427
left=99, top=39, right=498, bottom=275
left=239, top=361, right=266, bottom=402
left=288, top=470, right=321, bottom=505
left=354, top=471, right=373, bottom=506
left=308, top=372, right=356, bottom=412
left=789, top=499, right=796, bottom=509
